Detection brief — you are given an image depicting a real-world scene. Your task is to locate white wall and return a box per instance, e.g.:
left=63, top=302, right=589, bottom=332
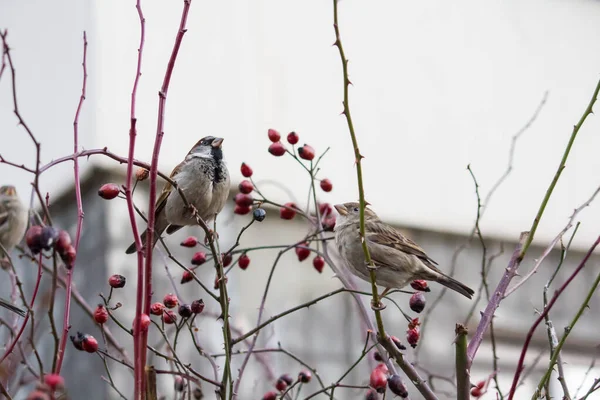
left=2, top=0, right=600, bottom=250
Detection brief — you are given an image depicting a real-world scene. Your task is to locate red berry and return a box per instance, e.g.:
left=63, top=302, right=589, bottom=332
left=275, top=378, right=288, bottom=392
left=298, top=370, right=312, bottom=383
left=476, top=380, right=485, bottom=389
left=268, top=142, right=286, bottom=156
left=70, top=332, right=86, bottom=351
left=191, top=299, right=205, bottom=314
left=234, top=205, right=252, bottom=215
left=61, top=245, right=77, bottom=269
left=280, top=374, right=294, bottom=385
left=388, top=374, right=408, bottom=397
left=44, top=374, right=65, bottom=390
left=406, top=328, right=420, bottom=348
left=162, top=310, right=177, bottom=324
left=240, top=162, right=253, bottom=178
left=370, top=367, right=388, bottom=393
left=83, top=335, right=98, bottom=353
left=262, top=392, right=277, bottom=400
left=222, top=253, right=232, bottom=267
left=287, top=131, right=299, bottom=145
left=322, top=215, right=336, bottom=231
left=298, top=144, right=315, bottom=161
left=140, top=314, right=151, bottom=331
left=319, top=203, right=333, bottom=218
left=410, top=280, right=430, bottom=292
left=26, top=390, right=50, bottom=400
left=25, top=226, right=43, bottom=254
left=295, top=243, right=311, bottom=262
left=320, top=178, right=333, bottom=192
left=375, top=363, right=389, bottom=374
left=94, top=305, right=108, bottom=324
left=108, top=274, right=126, bottom=289
left=238, top=180, right=254, bottom=194
left=391, top=335, right=406, bottom=350
left=409, top=292, right=426, bottom=313
left=55, top=230, right=72, bottom=255
left=150, top=302, right=165, bottom=316
left=181, top=271, right=193, bottom=284
left=180, top=236, right=198, bottom=247
left=471, top=387, right=483, bottom=397
left=98, top=183, right=120, bottom=200
left=234, top=193, right=254, bottom=207
left=365, top=388, right=379, bottom=400
left=178, top=304, right=193, bottom=318
left=163, top=293, right=179, bottom=309
left=280, top=202, right=297, bottom=220
left=191, top=251, right=207, bottom=265
left=313, top=256, right=325, bottom=273
left=268, top=128, right=281, bottom=142
left=238, top=254, right=250, bottom=270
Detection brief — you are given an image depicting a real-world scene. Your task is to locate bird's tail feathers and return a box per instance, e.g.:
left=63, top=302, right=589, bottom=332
left=436, top=274, right=474, bottom=299
left=125, top=213, right=169, bottom=254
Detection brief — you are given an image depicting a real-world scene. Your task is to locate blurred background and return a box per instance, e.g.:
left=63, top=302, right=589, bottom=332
left=1, top=0, right=600, bottom=398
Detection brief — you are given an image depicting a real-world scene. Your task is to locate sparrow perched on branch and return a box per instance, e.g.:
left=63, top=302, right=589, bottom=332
left=334, top=202, right=474, bottom=299
left=126, top=136, right=230, bottom=254
left=0, top=185, right=28, bottom=316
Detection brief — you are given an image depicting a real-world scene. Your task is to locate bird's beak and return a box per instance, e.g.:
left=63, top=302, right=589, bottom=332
left=334, top=204, right=348, bottom=216
left=1, top=187, right=16, bottom=196
left=212, top=137, right=224, bottom=148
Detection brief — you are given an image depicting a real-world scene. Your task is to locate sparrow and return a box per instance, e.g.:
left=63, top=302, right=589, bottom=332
left=0, top=185, right=28, bottom=316
left=126, top=136, right=231, bottom=254
left=334, top=202, right=474, bottom=299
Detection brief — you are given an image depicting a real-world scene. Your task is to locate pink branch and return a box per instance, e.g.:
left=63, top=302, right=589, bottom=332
left=507, top=235, right=600, bottom=400
left=126, top=0, right=146, bottom=398
left=54, top=31, right=88, bottom=375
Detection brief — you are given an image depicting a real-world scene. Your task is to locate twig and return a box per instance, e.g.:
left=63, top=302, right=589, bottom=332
left=507, top=235, right=600, bottom=400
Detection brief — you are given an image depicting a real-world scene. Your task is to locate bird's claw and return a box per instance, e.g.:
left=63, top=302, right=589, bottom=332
left=204, top=229, right=219, bottom=245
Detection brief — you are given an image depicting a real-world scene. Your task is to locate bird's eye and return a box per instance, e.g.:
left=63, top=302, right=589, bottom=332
left=353, top=207, right=359, bottom=212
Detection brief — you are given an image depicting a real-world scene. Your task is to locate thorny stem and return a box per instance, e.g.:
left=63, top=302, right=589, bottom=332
left=455, top=324, right=470, bottom=400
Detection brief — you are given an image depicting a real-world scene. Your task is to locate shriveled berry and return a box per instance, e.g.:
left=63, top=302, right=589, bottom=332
left=150, top=302, right=165, bottom=316
left=298, top=370, right=312, bottom=383
left=279, top=374, right=293, bottom=386
left=365, top=388, right=379, bottom=400
left=370, top=367, right=388, bottom=393
left=39, top=226, right=58, bottom=251
left=238, top=180, right=254, bottom=194
left=180, top=236, right=198, bottom=247
left=373, top=351, right=383, bottom=362
left=61, top=245, right=77, bottom=269
left=320, top=178, right=333, bottom=192
left=295, top=243, right=310, bottom=262
left=178, top=304, right=193, bottom=318
left=222, top=253, right=232, bottom=267
left=268, top=142, right=286, bottom=156
left=240, top=162, right=253, bottom=178
left=191, top=252, right=207, bottom=266
left=253, top=208, right=266, bottom=222
left=297, top=144, right=315, bottom=161
left=44, top=374, right=65, bottom=391
left=234, top=205, right=251, bottom=215
left=94, top=305, right=108, bottom=324
left=238, top=254, right=250, bottom=270
left=391, top=335, right=406, bottom=350
left=406, top=328, right=420, bottom=348
left=181, top=271, right=194, bottom=284
left=163, top=293, right=179, bottom=309
left=98, top=183, right=120, bottom=200
left=174, top=376, right=185, bottom=392
left=287, top=131, right=299, bottom=145
left=408, top=317, right=420, bottom=330
left=82, top=335, right=98, bottom=353
left=55, top=230, right=72, bottom=254
left=162, top=310, right=177, bottom=324
left=409, top=292, right=426, bottom=313
left=410, top=280, right=430, bottom=292
left=313, top=256, right=325, bottom=273
left=280, top=202, right=297, bottom=220
left=25, top=226, right=43, bottom=254
left=136, top=167, right=149, bottom=181
left=70, top=332, right=86, bottom=351
left=262, top=392, right=277, bottom=400
left=268, top=128, right=281, bottom=142
left=108, top=274, right=126, bottom=289
left=234, top=193, right=253, bottom=207
left=388, top=374, right=408, bottom=397
left=191, top=299, right=205, bottom=314
left=275, top=378, right=287, bottom=392
left=193, top=387, right=203, bottom=399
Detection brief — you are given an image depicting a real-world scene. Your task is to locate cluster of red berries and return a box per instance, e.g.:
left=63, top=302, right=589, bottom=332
left=148, top=294, right=204, bottom=326
left=26, top=226, right=76, bottom=269
left=25, top=374, right=66, bottom=400
left=261, top=370, right=312, bottom=399
left=294, top=242, right=325, bottom=274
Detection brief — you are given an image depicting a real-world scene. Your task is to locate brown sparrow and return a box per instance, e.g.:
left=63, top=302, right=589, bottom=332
left=126, top=136, right=230, bottom=254
left=334, top=202, right=474, bottom=299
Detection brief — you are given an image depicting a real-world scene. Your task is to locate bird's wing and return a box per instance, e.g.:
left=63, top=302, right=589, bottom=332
left=154, top=161, right=184, bottom=217
left=0, top=210, right=7, bottom=228
left=365, top=220, right=439, bottom=269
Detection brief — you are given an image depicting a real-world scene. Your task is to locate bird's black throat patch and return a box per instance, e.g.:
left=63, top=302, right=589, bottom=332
left=211, top=147, right=225, bottom=183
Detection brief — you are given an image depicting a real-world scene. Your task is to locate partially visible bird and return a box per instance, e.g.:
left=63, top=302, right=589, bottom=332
left=334, top=202, right=474, bottom=299
left=126, top=136, right=230, bottom=254
left=0, top=185, right=28, bottom=316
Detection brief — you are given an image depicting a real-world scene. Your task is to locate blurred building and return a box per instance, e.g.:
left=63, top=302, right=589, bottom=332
left=2, top=0, right=600, bottom=399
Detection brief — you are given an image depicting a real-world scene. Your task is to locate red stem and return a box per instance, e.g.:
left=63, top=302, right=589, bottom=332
left=53, top=31, right=88, bottom=375
left=507, top=235, right=600, bottom=400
